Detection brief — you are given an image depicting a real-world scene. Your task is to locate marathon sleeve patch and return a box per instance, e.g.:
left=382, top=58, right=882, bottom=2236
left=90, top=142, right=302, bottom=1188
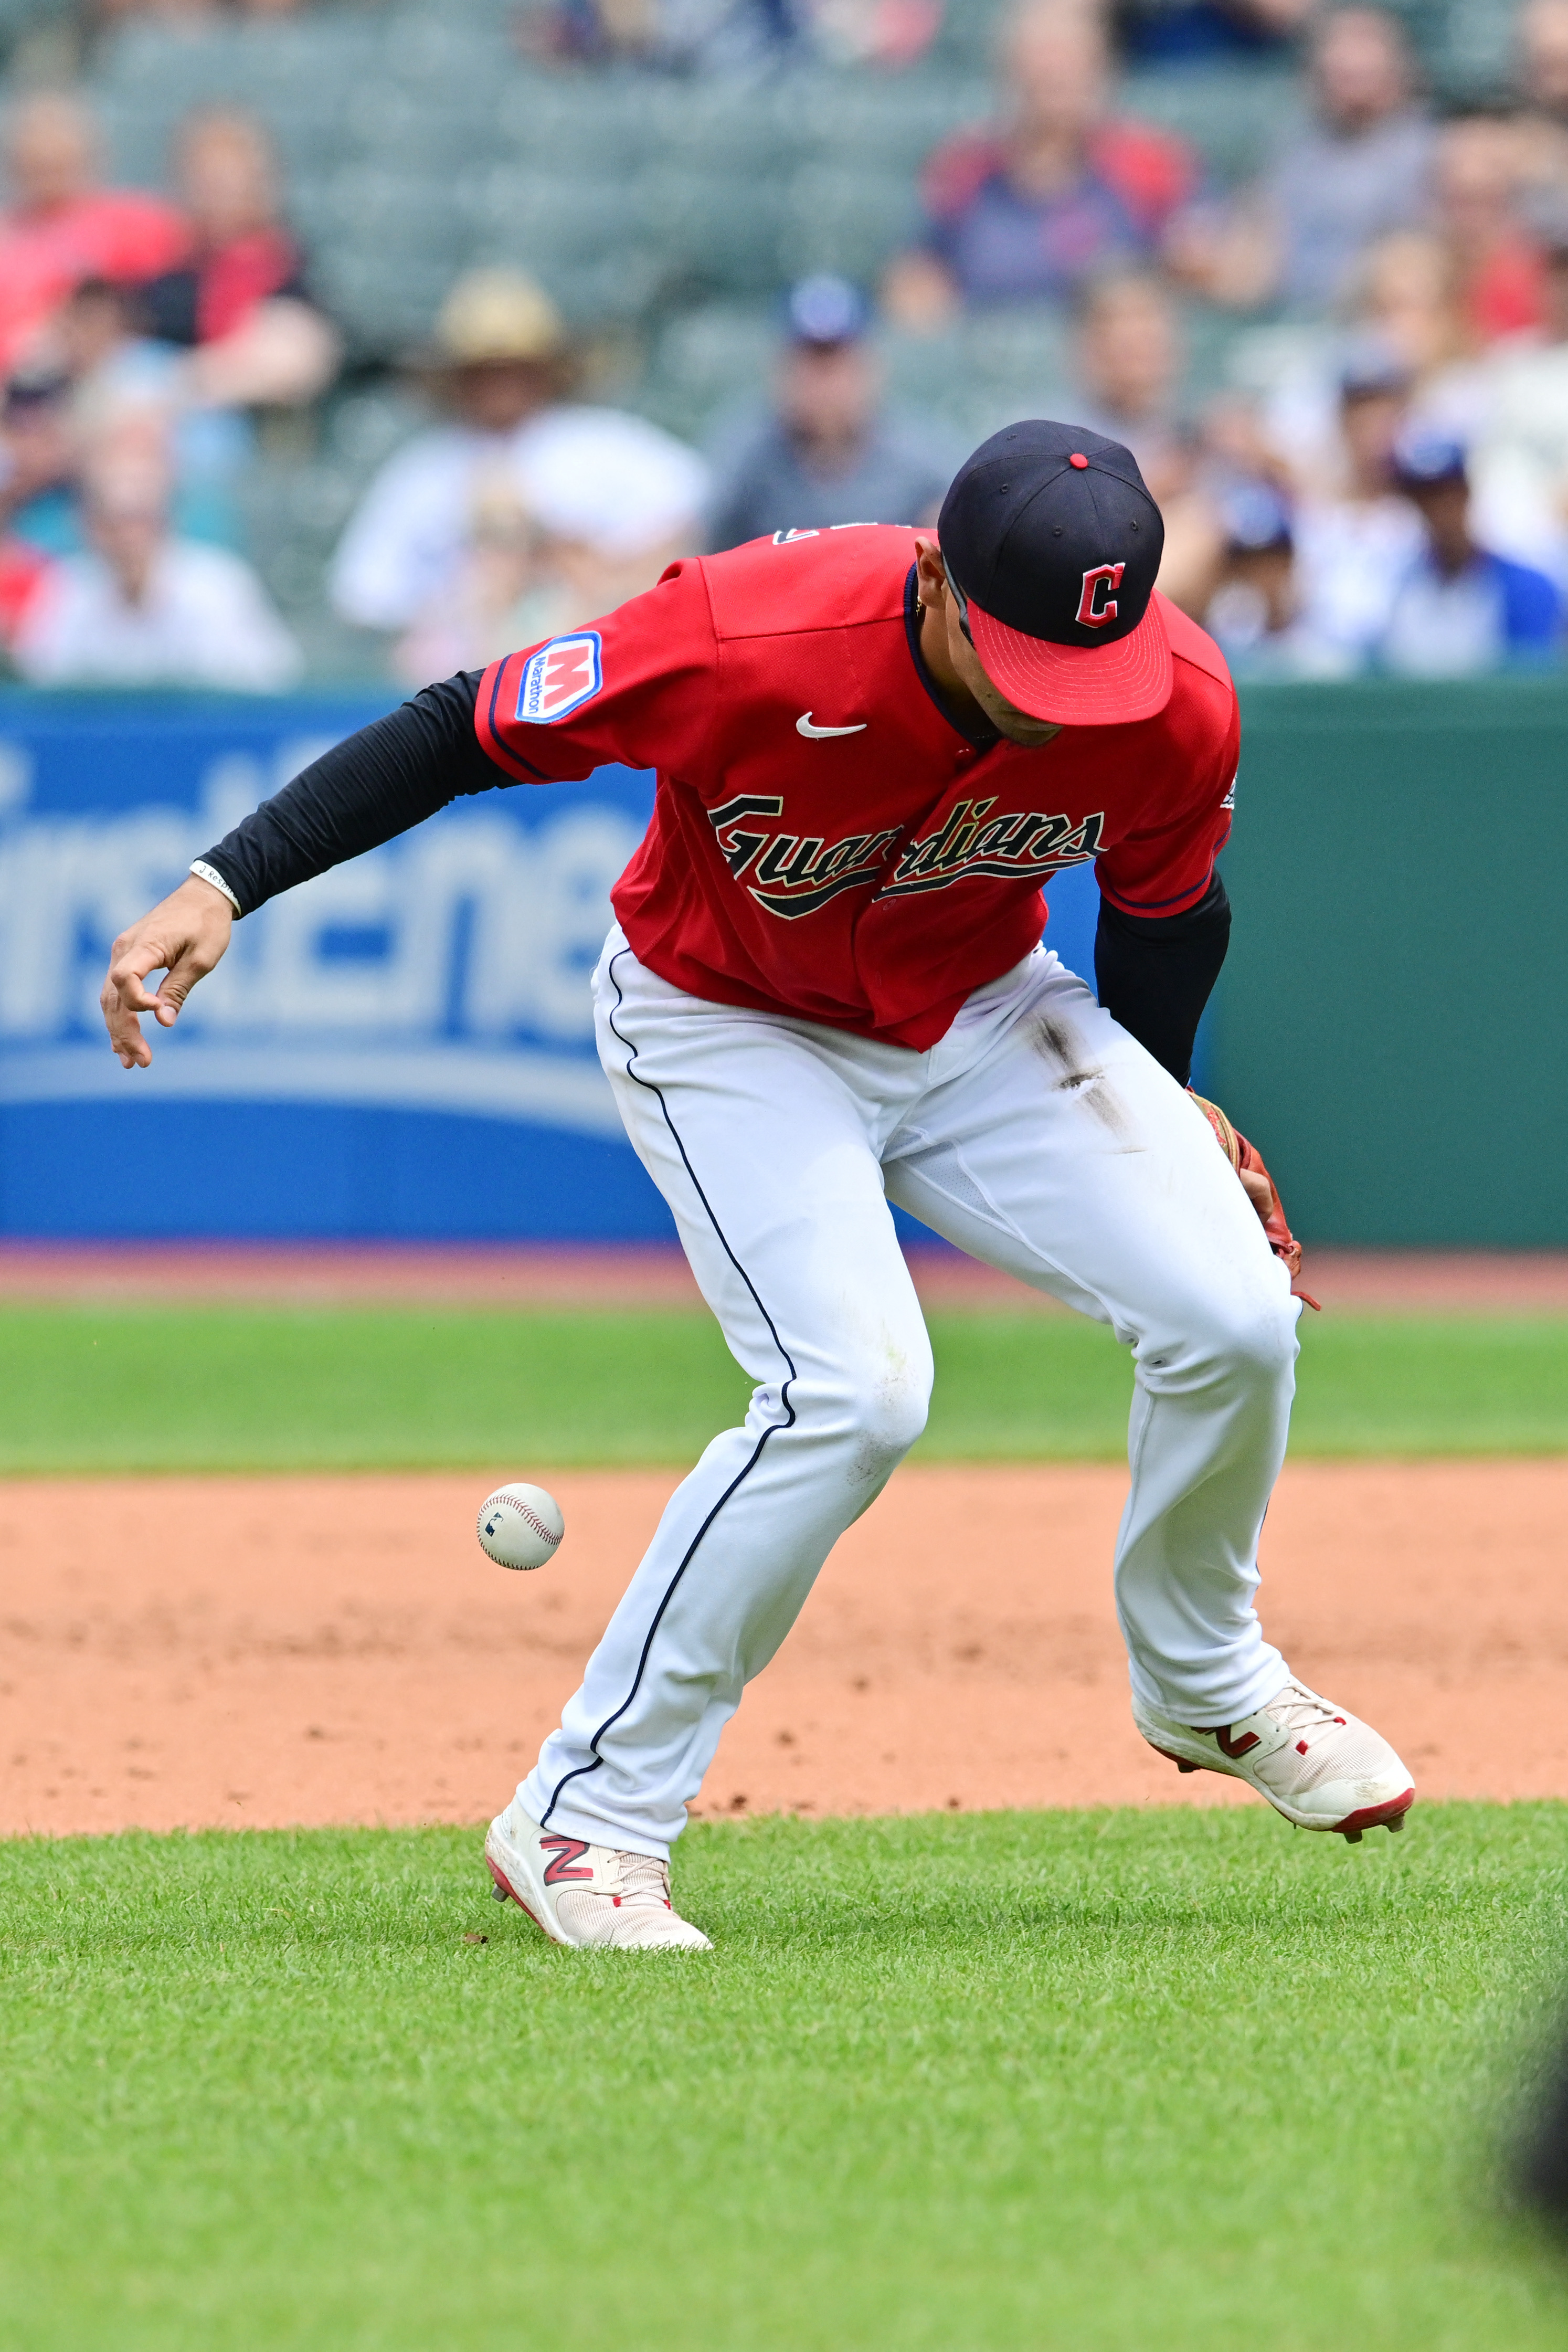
left=514, top=631, right=603, bottom=724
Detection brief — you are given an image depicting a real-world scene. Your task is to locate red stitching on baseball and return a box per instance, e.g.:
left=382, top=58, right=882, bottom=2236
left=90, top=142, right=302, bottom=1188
left=482, top=1492, right=560, bottom=1548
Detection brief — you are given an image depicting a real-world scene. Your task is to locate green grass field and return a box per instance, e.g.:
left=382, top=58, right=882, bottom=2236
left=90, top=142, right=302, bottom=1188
left=7, top=1303, right=1565, bottom=2344
left=2, top=1304, right=1566, bottom=1472
left=2, top=1807, right=1566, bottom=2351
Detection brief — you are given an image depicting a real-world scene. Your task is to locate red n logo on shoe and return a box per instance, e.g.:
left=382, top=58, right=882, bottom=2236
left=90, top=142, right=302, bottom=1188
left=540, top=1836, right=593, bottom=1884
left=1215, top=1725, right=1260, bottom=1759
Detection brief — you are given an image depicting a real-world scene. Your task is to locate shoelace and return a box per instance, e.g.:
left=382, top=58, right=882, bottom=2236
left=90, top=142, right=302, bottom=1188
left=616, top=1850, right=673, bottom=1908
left=1258, top=1680, right=1347, bottom=1734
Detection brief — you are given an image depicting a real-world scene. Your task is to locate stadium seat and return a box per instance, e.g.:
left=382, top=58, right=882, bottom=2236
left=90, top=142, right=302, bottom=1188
left=459, top=165, right=641, bottom=255
left=1118, top=66, right=1305, bottom=189
left=786, top=72, right=990, bottom=173
left=641, top=302, right=777, bottom=439
left=340, top=87, right=489, bottom=173
left=1428, top=0, right=1519, bottom=100
left=780, top=165, right=923, bottom=284
left=881, top=311, right=1074, bottom=447
left=642, top=79, right=793, bottom=174
left=321, top=166, right=467, bottom=267
left=1179, top=301, right=1252, bottom=406
left=490, top=75, right=659, bottom=173
left=310, top=247, right=457, bottom=360
left=642, top=170, right=789, bottom=299
left=919, top=0, right=1012, bottom=75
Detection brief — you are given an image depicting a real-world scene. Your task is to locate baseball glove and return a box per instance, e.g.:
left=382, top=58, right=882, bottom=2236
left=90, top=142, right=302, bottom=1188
left=1189, top=1092, right=1320, bottom=1310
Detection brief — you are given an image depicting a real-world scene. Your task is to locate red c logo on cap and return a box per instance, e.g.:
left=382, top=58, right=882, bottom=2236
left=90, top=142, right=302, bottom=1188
left=1076, top=562, right=1125, bottom=628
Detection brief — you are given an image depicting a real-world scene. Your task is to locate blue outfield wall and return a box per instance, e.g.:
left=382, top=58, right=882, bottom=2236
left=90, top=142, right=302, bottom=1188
left=0, top=691, right=1106, bottom=1243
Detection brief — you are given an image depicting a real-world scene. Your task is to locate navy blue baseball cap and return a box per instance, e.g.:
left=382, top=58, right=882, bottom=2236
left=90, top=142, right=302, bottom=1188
left=937, top=419, right=1170, bottom=726
left=1337, top=331, right=1412, bottom=402
left=1219, top=479, right=1293, bottom=554
left=785, top=274, right=870, bottom=347
left=1391, top=426, right=1467, bottom=488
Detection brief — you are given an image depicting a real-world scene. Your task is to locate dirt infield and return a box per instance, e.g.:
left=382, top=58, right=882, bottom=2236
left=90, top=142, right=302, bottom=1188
left=4, top=1239, right=1567, bottom=1313
left=4, top=1459, right=1564, bottom=1838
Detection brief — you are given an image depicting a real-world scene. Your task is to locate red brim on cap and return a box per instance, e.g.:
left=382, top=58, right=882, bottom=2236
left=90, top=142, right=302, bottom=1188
left=967, top=593, right=1173, bottom=726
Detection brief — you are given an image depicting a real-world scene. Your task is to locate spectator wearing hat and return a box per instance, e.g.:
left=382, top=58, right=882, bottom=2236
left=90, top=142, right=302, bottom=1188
left=1198, top=481, right=1351, bottom=678
left=1259, top=222, right=1494, bottom=544
left=704, top=276, right=958, bottom=552
left=0, top=92, right=187, bottom=379
left=1288, top=341, right=1427, bottom=663
left=331, top=268, right=707, bottom=645
left=883, top=2, right=1202, bottom=327
left=1376, top=426, right=1561, bottom=675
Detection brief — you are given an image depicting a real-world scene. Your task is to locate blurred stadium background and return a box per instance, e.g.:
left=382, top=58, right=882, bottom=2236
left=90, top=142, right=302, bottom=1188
left=0, top=0, right=1562, bottom=1245
left=5, top=15, right=1568, bottom=2329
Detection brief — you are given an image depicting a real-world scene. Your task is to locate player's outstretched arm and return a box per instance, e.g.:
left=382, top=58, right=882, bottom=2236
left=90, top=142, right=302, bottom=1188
left=101, top=872, right=234, bottom=1068
left=100, top=672, right=521, bottom=1070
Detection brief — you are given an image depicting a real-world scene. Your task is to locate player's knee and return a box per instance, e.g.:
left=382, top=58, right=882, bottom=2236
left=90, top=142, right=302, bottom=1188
left=796, top=1354, right=931, bottom=1468
left=1144, top=1283, right=1297, bottom=1398
left=852, top=1363, right=931, bottom=1461
left=1204, top=1288, right=1299, bottom=1391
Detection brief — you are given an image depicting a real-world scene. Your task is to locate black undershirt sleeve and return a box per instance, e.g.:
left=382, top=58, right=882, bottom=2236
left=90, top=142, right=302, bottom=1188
left=1094, top=871, right=1231, bottom=1089
left=198, top=671, right=505, bottom=915
left=200, top=669, right=1230, bottom=1089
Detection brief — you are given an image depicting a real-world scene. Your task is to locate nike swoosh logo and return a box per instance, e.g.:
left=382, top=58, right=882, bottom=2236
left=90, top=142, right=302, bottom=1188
left=797, top=712, right=867, bottom=739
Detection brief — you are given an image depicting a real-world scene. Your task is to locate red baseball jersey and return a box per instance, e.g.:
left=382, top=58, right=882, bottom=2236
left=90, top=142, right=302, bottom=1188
left=476, top=525, right=1237, bottom=1052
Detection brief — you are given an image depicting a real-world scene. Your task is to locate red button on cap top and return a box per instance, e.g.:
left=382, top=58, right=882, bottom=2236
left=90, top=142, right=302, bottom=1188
left=1068, top=452, right=1089, bottom=469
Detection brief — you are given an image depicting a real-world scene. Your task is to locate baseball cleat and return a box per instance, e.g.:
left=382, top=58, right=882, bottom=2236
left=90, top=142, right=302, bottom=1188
left=1133, top=1677, right=1414, bottom=1839
left=483, top=1801, right=712, bottom=1951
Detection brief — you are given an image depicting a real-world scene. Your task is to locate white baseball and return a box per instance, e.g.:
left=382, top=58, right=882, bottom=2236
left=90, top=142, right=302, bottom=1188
left=476, top=1482, right=564, bottom=1571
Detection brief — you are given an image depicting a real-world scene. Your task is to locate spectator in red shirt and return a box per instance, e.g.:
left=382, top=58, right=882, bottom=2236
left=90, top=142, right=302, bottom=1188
left=0, top=531, right=51, bottom=661
left=1436, top=113, right=1545, bottom=347
left=882, top=1, right=1200, bottom=328
left=140, top=110, right=340, bottom=410
left=0, top=92, right=187, bottom=378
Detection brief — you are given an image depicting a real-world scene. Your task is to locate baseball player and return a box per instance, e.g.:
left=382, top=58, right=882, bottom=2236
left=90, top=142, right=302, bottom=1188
left=101, top=421, right=1414, bottom=1952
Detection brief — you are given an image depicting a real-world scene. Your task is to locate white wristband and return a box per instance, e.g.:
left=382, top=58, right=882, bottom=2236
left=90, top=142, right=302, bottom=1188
left=190, top=860, right=241, bottom=914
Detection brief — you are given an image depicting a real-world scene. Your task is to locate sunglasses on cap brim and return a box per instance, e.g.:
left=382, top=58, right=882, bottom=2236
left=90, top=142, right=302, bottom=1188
left=944, top=565, right=974, bottom=646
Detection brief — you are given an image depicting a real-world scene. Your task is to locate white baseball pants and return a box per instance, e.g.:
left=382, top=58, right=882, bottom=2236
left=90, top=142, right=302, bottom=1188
left=521, top=925, right=1299, bottom=1857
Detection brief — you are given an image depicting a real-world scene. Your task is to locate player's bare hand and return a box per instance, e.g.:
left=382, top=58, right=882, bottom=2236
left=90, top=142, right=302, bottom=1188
left=101, top=874, right=234, bottom=1068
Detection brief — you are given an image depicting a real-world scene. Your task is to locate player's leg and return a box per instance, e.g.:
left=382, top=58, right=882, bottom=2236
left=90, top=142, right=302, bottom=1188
left=511, top=933, right=933, bottom=1869
left=881, top=946, right=1412, bottom=1836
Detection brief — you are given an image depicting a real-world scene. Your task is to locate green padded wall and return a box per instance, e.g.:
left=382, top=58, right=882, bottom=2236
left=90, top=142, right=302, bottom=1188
left=1210, top=677, right=1568, bottom=1246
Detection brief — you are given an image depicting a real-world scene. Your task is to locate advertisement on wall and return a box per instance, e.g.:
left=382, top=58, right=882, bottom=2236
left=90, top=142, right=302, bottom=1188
left=0, top=694, right=1103, bottom=1241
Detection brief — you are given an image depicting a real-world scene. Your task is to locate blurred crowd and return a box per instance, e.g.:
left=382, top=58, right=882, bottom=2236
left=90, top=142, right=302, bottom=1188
left=4, top=0, right=1568, bottom=686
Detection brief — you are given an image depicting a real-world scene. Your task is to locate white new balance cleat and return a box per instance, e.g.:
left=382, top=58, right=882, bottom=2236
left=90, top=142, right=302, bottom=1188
left=484, top=1801, right=713, bottom=1950
left=1133, top=1677, right=1415, bottom=1841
